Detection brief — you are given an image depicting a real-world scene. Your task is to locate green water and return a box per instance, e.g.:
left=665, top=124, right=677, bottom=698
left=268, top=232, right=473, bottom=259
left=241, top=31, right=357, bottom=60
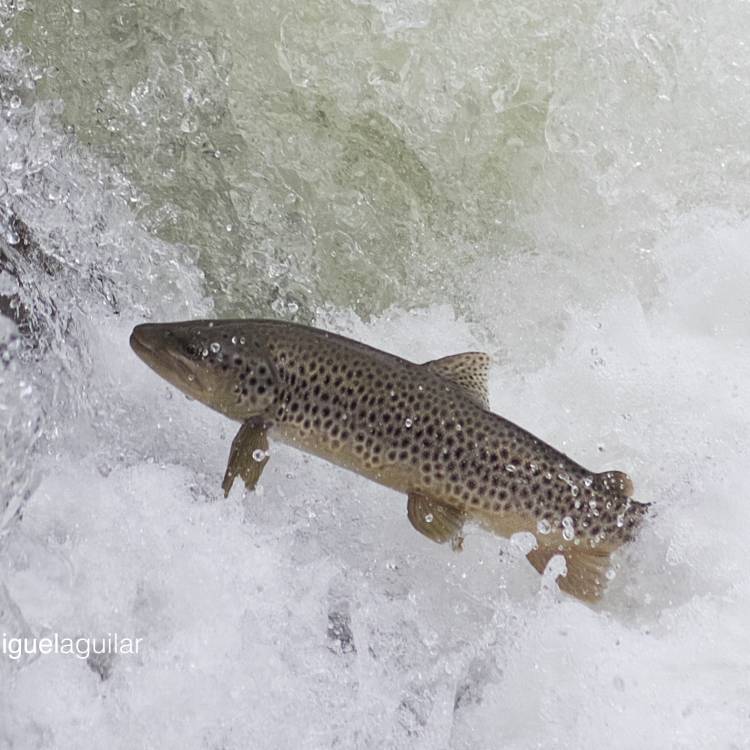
left=16, top=0, right=747, bottom=331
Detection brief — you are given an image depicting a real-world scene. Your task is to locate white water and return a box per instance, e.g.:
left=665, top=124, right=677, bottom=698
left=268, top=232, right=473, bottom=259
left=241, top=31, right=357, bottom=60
left=1, top=1, right=749, bottom=747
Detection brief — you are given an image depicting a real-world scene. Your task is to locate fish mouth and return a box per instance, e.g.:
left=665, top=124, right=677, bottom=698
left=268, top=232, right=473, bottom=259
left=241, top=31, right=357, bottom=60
left=130, top=324, right=170, bottom=368
left=130, top=323, right=203, bottom=392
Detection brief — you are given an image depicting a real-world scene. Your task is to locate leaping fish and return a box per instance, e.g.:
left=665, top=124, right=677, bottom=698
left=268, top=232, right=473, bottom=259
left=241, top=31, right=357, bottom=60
left=130, top=319, right=649, bottom=601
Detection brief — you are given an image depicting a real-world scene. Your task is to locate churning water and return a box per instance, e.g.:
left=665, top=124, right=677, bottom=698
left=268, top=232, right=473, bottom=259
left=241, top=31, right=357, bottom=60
left=1, top=1, right=749, bottom=747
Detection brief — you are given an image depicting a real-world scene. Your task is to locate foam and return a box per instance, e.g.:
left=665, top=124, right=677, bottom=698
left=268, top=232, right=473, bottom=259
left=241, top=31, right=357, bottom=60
left=2, top=263, right=750, bottom=746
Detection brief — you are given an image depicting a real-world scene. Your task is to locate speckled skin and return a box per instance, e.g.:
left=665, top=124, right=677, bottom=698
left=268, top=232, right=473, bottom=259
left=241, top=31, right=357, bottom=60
left=130, top=319, right=648, bottom=556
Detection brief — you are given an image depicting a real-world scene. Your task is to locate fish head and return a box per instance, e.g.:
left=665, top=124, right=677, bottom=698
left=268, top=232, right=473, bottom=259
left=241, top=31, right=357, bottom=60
left=130, top=320, right=277, bottom=420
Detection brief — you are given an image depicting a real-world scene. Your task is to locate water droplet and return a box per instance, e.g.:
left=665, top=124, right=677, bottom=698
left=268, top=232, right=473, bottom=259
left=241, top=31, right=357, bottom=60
left=404, top=418, right=413, bottom=428
left=616, top=514, right=625, bottom=528
left=252, top=449, right=267, bottom=462
left=589, top=499, right=597, bottom=510
left=187, top=375, right=195, bottom=382
left=537, top=519, right=551, bottom=535
left=5, top=227, right=19, bottom=245
left=570, top=485, right=579, bottom=497
left=606, top=567, right=616, bottom=580
left=424, top=513, right=434, bottom=523
left=562, top=526, right=575, bottom=541
left=210, top=342, right=221, bottom=354
left=231, top=336, right=238, bottom=344
left=201, top=348, right=209, bottom=358
left=9, top=95, right=21, bottom=109
left=583, top=475, right=593, bottom=487
left=239, top=337, right=246, bottom=345
left=505, top=464, right=516, bottom=473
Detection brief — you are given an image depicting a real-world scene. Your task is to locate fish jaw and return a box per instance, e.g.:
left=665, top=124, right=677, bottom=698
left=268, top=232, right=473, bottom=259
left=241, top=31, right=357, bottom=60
left=129, top=321, right=277, bottom=420
left=130, top=324, right=205, bottom=395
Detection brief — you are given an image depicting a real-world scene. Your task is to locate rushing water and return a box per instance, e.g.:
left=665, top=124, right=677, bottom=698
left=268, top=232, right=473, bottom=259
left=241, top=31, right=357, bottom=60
left=1, top=1, right=749, bottom=747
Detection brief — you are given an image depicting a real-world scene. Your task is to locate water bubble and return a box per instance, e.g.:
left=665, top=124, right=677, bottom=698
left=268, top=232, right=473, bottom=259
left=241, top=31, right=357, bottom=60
left=562, top=516, right=575, bottom=540
left=180, top=114, right=197, bottom=133
left=209, top=342, right=221, bottom=354
left=252, top=449, right=267, bottom=462
left=537, top=519, right=551, bottom=535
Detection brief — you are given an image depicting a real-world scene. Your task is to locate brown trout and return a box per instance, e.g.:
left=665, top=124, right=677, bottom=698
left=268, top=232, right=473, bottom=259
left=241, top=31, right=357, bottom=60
left=130, top=319, right=649, bottom=601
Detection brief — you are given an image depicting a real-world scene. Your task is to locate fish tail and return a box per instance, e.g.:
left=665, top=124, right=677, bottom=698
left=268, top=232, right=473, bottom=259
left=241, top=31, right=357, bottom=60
left=527, top=543, right=614, bottom=602
left=528, top=486, right=651, bottom=602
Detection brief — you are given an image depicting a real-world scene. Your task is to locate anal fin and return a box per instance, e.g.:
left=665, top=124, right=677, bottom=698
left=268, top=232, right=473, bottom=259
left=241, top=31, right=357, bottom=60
left=407, top=492, right=465, bottom=551
left=222, top=419, right=270, bottom=497
left=527, top=542, right=613, bottom=603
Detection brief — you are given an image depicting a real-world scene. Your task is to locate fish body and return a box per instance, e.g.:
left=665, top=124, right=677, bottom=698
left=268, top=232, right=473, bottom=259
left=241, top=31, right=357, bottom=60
left=130, top=319, right=648, bottom=601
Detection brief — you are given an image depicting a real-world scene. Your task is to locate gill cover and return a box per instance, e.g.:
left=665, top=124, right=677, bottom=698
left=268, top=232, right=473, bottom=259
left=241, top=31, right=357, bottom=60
left=130, top=320, right=277, bottom=420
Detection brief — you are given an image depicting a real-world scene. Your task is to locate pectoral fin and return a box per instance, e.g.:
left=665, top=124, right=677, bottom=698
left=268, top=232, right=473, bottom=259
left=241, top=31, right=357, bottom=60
left=222, top=419, right=270, bottom=497
left=407, top=492, right=465, bottom=551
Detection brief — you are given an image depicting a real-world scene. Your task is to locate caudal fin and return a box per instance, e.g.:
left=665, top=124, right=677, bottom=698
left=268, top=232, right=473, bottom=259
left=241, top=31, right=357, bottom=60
left=527, top=543, right=613, bottom=602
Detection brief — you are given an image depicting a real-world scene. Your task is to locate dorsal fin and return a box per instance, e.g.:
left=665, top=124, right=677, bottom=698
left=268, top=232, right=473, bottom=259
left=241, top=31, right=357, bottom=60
left=422, top=352, right=490, bottom=409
